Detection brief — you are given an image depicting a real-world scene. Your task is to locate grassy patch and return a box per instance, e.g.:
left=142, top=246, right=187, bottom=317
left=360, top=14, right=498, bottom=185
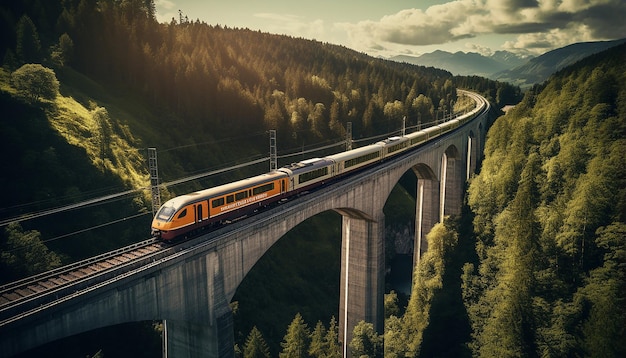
left=2, top=66, right=150, bottom=193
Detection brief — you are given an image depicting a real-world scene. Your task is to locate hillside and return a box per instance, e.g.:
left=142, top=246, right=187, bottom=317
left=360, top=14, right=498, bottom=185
left=492, top=38, right=626, bottom=88
left=462, top=43, right=626, bottom=356
left=382, top=41, right=626, bottom=358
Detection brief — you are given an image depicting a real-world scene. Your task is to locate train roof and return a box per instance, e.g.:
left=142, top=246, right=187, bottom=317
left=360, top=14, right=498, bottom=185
left=278, top=157, right=334, bottom=175
left=163, top=170, right=289, bottom=210
left=375, top=135, right=410, bottom=146
left=405, top=129, right=428, bottom=139
left=325, top=143, right=382, bottom=162
left=421, top=125, right=442, bottom=133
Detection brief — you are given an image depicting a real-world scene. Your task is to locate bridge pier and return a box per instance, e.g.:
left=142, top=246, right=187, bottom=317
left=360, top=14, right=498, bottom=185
left=442, top=153, right=463, bottom=218
left=414, top=170, right=439, bottom=267
left=164, top=320, right=217, bottom=358
left=162, top=307, right=233, bottom=358
left=338, top=211, right=385, bottom=357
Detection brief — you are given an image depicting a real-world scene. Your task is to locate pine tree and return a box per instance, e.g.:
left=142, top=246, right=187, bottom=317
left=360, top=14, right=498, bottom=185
left=15, top=15, right=41, bottom=64
left=308, top=321, right=326, bottom=357
left=243, top=326, right=271, bottom=358
left=324, top=316, right=341, bottom=358
left=279, top=313, right=310, bottom=358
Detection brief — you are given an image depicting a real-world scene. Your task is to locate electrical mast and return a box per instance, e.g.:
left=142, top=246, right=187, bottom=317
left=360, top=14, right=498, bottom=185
left=269, top=130, right=277, bottom=171
left=148, top=148, right=161, bottom=216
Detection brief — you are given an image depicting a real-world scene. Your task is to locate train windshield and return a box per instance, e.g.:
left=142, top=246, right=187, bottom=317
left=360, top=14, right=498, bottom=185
left=156, top=206, right=176, bottom=221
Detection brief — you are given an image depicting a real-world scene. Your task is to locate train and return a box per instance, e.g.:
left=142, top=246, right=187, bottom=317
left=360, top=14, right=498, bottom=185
left=151, top=90, right=487, bottom=241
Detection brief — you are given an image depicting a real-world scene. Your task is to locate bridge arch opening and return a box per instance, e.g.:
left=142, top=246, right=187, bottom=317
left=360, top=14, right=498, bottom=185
left=230, top=210, right=343, bottom=356
left=408, top=163, right=438, bottom=265
left=230, top=198, right=385, bottom=357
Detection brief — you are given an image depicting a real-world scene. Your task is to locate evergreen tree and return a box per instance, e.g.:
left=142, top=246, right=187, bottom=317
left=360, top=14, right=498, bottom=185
left=15, top=15, right=41, bottom=64
left=279, top=313, right=310, bottom=358
left=308, top=321, right=326, bottom=357
left=324, top=316, right=341, bottom=358
left=91, top=106, right=113, bottom=170
left=243, top=326, right=271, bottom=358
left=52, top=33, right=74, bottom=67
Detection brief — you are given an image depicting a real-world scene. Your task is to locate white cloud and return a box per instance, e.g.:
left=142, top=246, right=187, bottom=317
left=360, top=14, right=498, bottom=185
left=503, top=24, right=595, bottom=54
left=155, top=0, right=177, bottom=23
left=340, top=0, right=626, bottom=55
left=465, top=43, right=494, bottom=56
left=254, top=13, right=328, bottom=41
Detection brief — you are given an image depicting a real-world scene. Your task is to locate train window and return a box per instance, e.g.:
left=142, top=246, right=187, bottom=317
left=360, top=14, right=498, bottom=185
left=345, top=151, right=380, bottom=168
left=212, top=197, right=224, bottom=208
left=177, top=208, right=187, bottom=219
left=157, top=206, right=175, bottom=221
left=253, top=182, right=275, bottom=195
left=299, top=167, right=328, bottom=184
left=235, top=191, right=248, bottom=201
left=411, top=134, right=427, bottom=145
left=387, top=141, right=408, bottom=154
left=226, top=195, right=234, bottom=203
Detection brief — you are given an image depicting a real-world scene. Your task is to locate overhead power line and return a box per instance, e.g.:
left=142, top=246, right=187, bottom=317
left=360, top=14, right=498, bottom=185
left=0, top=125, right=422, bottom=228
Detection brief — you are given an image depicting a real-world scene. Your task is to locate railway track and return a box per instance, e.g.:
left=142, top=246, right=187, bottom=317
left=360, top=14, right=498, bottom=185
left=0, top=238, right=163, bottom=320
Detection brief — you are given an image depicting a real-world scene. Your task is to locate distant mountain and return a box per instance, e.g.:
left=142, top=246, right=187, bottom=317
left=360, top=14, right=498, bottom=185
left=392, top=38, right=626, bottom=89
left=492, top=38, right=626, bottom=88
left=390, top=50, right=531, bottom=77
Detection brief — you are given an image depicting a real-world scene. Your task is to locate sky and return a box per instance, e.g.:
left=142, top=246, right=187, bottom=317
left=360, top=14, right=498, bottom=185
left=154, top=0, right=626, bottom=58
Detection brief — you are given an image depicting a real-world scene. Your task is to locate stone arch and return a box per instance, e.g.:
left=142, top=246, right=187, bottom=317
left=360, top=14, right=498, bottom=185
left=335, top=207, right=375, bottom=221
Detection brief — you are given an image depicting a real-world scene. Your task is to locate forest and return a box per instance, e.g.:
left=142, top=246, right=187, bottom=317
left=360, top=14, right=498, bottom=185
left=3, top=0, right=622, bottom=357
left=460, top=44, right=626, bottom=357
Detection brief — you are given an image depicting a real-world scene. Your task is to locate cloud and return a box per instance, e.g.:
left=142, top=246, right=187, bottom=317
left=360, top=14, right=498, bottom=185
left=342, top=0, right=626, bottom=54
left=254, top=13, right=328, bottom=41
left=465, top=43, right=494, bottom=56
left=154, top=0, right=176, bottom=23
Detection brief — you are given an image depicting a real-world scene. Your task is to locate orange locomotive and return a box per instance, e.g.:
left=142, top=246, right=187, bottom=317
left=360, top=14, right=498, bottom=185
left=151, top=171, right=289, bottom=240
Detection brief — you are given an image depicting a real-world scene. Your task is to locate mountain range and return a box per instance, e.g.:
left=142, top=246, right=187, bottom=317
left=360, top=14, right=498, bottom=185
left=391, top=38, right=626, bottom=88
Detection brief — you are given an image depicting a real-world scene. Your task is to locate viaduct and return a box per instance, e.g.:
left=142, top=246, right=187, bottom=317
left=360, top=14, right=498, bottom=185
left=0, top=92, right=492, bottom=357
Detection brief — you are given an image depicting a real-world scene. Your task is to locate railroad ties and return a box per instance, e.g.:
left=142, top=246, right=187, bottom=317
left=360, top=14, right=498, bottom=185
left=0, top=241, right=162, bottom=311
